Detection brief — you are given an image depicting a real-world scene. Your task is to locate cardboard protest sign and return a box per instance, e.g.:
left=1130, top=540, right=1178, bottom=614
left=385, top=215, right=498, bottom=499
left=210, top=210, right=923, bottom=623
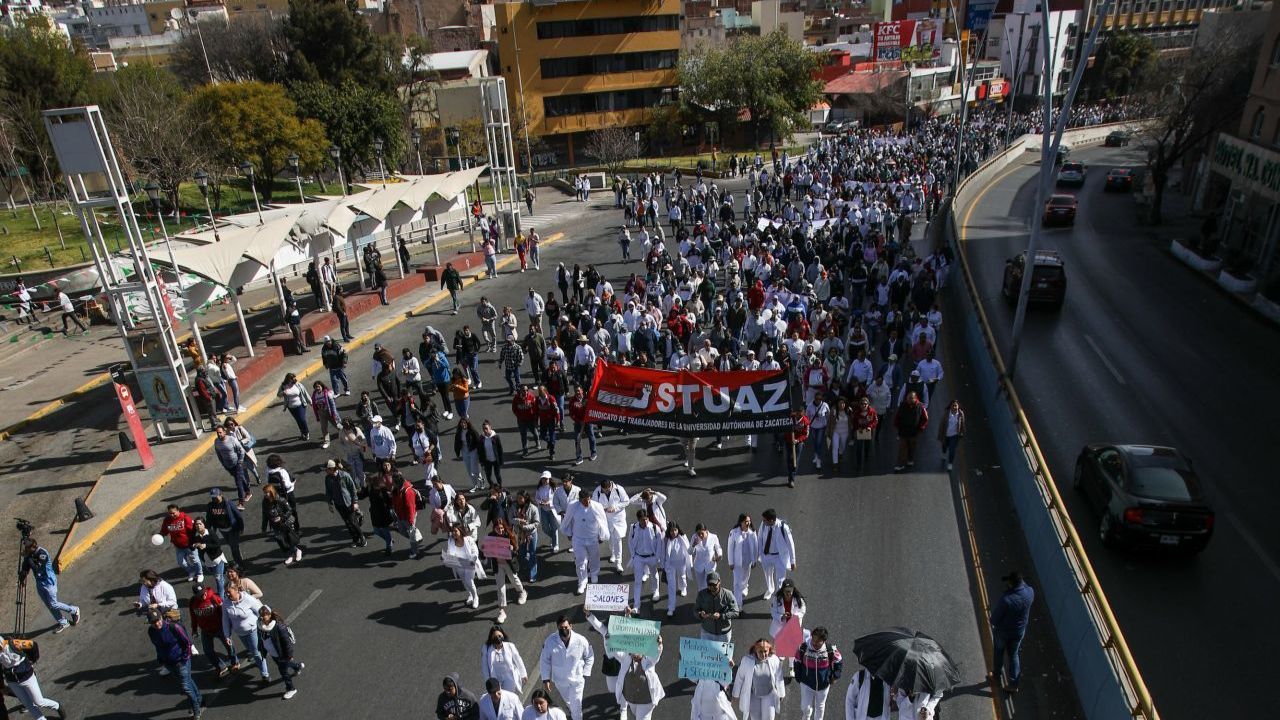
left=481, top=536, right=512, bottom=560
left=606, top=615, right=661, bottom=657
left=678, top=636, right=734, bottom=684
left=585, top=583, right=630, bottom=612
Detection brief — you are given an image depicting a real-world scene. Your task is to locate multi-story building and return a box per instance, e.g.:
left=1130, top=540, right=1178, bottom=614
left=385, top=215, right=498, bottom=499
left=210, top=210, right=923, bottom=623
left=984, top=0, right=1081, bottom=103
left=1, top=0, right=43, bottom=26
left=1201, top=1, right=1280, bottom=278
left=494, top=0, right=682, bottom=167
left=1096, top=0, right=1243, bottom=49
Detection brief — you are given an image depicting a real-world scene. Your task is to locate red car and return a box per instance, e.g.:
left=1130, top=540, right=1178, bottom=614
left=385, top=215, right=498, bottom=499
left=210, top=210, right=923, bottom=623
left=1104, top=168, right=1134, bottom=192
left=1042, top=194, right=1078, bottom=226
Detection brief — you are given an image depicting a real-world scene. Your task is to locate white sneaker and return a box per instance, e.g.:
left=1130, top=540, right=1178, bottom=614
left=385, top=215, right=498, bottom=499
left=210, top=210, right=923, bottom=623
left=195, top=575, right=205, bottom=584
left=237, top=405, right=246, bottom=412
left=284, top=556, right=294, bottom=566
left=679, top=587, right=687, bottom=597
left=497, top=609, right=507, bottom=624
left=614, top=562, right=625, bottom=574
left=517, top=590, right=528, bottom=605
left=283, top=689, right=298, bottom=700
left=469, top=596, right=479, bottom=609
left=688, top=467, right=697, bottom=477
left=683, top=460, right=690, bottom=468
left=651, top=589, right=661, bottom=601
left=294, top=547, right=303, bottom=562
left=158, top=667, right=171, bottom=676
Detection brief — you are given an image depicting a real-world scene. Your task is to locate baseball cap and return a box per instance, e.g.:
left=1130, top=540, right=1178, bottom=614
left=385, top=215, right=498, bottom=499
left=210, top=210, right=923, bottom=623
left=209, top=488, right=222, bottom=497
left=192, top=584, right=206, bottom=595
left=325, top=459, right=337, bottom=469
left=707, top=571, right=721, bottom=584
left=372, top=415, right=383, bottom=424
left=323, top=335, right=332, bottom=342
left=540, top=470, right=553, bottom=479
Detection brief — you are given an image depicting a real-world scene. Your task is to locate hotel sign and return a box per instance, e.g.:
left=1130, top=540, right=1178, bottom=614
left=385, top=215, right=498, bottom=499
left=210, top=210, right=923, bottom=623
left=1211, top=133, right=1280, bottom=202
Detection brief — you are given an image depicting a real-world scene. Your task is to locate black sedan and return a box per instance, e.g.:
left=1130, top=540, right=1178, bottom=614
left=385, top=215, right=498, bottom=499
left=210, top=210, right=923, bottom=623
left=1104, top=168, right=1134, bottom=192
left=1105, top=130, right=1132, bottom=147
left=1074, top=445, right=1214, bottom=553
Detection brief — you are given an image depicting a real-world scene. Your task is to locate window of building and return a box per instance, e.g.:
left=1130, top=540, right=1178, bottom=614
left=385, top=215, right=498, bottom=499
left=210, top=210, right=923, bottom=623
left=536, top=14, right=680, bottom=39
left=1175, top=0, right=1186, bottom=10
left=543, top=87, right=678, bottom=117
left=1120, top=2, right=1132, bottom=13
left=540, top=50, right=679, bottom=79
left=1251, top=107, right=1265, bottom=140
left=1161, top=0, right=1171, bottom=11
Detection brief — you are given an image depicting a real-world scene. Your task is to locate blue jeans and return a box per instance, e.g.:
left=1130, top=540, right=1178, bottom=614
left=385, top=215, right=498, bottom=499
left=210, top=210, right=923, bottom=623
left=35, top=581, right=78, bottom=627
left=992, top=629, right=1026, bottom=686
left=541, top=423, right=558, bottom=457
left=505, top=366, right=522, bottom=393
left=455, top=396, right=470, bottom=419
left=225, top=378, right=241, bottom=409
left=329, top=368, right=350, bottom=394
left=484, top=255, right=497, bottom=277
left=200, top=632, right=233, bottom=671
left=943, top=434, right=961, bottom=463
left=518, top=420, right=538, bottom=451
left=233, top=628, right=269, bottom=678
left=206, top=559, right=227, bottom=597
left=808, top=431, right=828, bottom=469
left=372, top=526, right=394, bottom=550
left=538, top=506, right=560, bottom=550
left=287, top=405, right=309, bottom=437
left=175, top=547, right=201, bottom=579
left=519, top=533, right=539, bottom=582
left=227, top=463, right=250, bottom=502
left=166, top=656, right=202, bottom=712
left=337, top=312, right=352, bottom=340
left=463, top=353, right=480, bottom=384
left=573, top=421, right=596, bottom=460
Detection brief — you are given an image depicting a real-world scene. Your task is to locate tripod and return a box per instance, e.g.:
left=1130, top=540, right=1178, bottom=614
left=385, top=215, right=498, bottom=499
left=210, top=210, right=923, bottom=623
left=13, top=518, right=33, bottom=638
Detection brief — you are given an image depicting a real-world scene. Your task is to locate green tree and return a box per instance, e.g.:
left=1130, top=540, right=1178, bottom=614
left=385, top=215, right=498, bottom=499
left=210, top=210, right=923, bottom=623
left=679, top=30, right=821, bottom=146
left=284, top=0, right=397, bottom=93
left=1084, top=32, right=1156, bottom=101
left=0, top=18, right=94, bottom=197
left=646, top=102, right=685, bottom=156
left=290, top=80, right=404, bottom=184
left=92, top=65, right=210, bottom=210
left=189, top=81, right=328, bottom=202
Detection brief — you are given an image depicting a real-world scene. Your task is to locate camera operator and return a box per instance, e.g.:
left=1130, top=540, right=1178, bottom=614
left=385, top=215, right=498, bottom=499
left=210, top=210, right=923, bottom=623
left=18, top=538, right=80, bottom=635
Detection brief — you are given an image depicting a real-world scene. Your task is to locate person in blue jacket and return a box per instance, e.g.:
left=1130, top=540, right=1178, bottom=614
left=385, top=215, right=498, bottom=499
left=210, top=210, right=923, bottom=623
left=146, top=609, right=203, bottom=719
left=990, top=570, right=1035, bottom=694
left=18, top=537, right=80, bottom=634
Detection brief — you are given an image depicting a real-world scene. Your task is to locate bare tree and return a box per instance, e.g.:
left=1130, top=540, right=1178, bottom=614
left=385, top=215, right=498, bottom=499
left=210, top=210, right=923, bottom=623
left=170, top=15, right=289, bottom=87
left=1140, top=29, right=1258, bottom=225
left=583, top=127, right=641, bottom=176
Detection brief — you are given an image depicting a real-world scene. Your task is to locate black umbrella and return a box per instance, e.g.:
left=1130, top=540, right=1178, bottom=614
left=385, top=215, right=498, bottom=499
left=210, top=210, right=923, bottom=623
left=852, top=627, right=962, bottom=694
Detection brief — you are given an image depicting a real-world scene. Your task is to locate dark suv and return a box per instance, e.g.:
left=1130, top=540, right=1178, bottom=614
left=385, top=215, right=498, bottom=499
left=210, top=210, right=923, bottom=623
left=1002, top=250, right=1066, bottom=308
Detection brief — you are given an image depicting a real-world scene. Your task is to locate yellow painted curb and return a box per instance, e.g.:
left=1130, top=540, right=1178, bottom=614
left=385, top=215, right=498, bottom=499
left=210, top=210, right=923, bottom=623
left=58, top=234, right=571, bottom=569
left=0, top=373, right=112, bottom=442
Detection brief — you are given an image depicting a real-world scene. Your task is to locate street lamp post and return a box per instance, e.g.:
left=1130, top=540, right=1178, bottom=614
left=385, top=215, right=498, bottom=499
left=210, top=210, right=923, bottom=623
left=329, top=145, right=347, bottom=197
left=411, top=128, right=423, bottom=175
left=373, top=138, right=387, bottom=188
left=193, top=169, right=220, bottom=242
left=287, top=152, right=305, bottom=204
left=239, top=160, right=263, bottom=223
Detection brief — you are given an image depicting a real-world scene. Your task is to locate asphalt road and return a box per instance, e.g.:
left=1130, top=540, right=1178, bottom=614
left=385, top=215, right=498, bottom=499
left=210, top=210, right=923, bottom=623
left=27, top=191, right=999, bottom=720
left=960, top=145, right=1280, bottom=720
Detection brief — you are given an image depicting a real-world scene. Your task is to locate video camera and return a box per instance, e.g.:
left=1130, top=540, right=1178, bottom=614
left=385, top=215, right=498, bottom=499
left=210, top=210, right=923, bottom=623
left=15, top=518, right=34, bottom=538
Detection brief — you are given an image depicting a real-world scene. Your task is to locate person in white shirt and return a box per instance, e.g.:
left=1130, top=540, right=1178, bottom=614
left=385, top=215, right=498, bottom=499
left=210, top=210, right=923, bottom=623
left=615, top=642, right=665, bottom=720
left=844, top=668, right=891, bottom=720
left=525, top=289, right=546, bottom=333
left=726, top=514, right=759, bottom=607
left=522, top=689, right=568, bottom=720
left=690, top=524, right=723, bottom=591
left=442, top=524, right=482, bottom=609
left=591, top=479, right=630, bottom=572
left=659, top=523, right=692, bottom=617
left=893, top=689, right=940, bottom=720
left=626, top=510, right=663, bottom=611
left=539, top=616, right=594, bottom=720
left=914, top=350, right=944, bottom=406
left=805, top=398, right=830, bottom=473
left=691, top=678, right=737, bottom=720
left=481, top=625, right=528, bottom=693
left=480, top=677, right=524, bottom=720
left=56, top=289, right=86, bottom=334
left=368, top=416, right=396, bottom=462
left=846, top=350, right=874, bottom=388
left=732, top=639, right=786, bottom=720
left=551, top=475, right=577, bottom=553
left=559, top=490, right=608, bottom=594
left=626, top=488, right=669, bottom=532
left=134, top=570, right=178, bottom=615
left=757, top=510, right=797, bottom=600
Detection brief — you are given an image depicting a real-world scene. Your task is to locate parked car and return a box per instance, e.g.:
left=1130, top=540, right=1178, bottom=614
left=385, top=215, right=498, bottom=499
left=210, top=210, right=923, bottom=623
left=1105, top=130, right=1132, bottom=147
left=1073, top=444, right=1214, bottom=554
left=1002, top=249, right=1066, bottom=308
left=1104, top=168, right=1134, bottom=192
left=1042, top=193, right=1078, bottom=226
left=1057, top=162, right=1087, bottom=188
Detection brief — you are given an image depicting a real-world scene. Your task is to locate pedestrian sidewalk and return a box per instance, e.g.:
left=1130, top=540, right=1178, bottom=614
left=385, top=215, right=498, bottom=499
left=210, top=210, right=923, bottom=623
left=0, top=189, right=598, bottom=441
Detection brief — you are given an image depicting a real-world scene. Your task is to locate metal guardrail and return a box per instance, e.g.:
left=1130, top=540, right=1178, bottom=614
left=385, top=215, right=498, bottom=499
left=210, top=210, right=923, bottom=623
left=949, top=122, right=1159, bottom=720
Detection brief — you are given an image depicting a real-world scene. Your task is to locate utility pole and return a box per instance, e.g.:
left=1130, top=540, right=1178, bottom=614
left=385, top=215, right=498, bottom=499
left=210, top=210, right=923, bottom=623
left=1004, top=12, right=1029, bottom=148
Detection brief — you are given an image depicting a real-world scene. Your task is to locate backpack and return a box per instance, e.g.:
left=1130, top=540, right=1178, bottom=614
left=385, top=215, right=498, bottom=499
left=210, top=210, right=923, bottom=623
left=285, top=625, right=297, bottom=645
left=413, top=487, right=426, bottom=511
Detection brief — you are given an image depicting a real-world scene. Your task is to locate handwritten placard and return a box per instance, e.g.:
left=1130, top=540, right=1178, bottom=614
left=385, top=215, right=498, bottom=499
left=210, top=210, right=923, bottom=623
left=481, top=536, right=512, bottom=560
left=678, top=636, right=734, bottom=684
left=585, top=583, right=630, bottom=612
left=606, top=615, right=661, bottom=657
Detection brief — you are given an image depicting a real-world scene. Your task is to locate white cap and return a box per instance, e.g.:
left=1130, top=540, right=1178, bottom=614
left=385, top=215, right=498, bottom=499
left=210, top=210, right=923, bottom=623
left=325, top=459, right=337, bottom=469
left=371, top=415, right=383, bottom=423
left=540, top=470, right=553, bottom=479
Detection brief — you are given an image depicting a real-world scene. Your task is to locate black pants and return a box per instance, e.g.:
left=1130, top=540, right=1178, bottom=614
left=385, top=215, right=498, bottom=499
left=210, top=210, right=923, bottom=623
left=217, top=527, right=246, bottom=565
left=334, top=504, right=364, bottom=544
left=481, top=460, right=503, bottom=487
left=61, top=311, right=86, bottom=333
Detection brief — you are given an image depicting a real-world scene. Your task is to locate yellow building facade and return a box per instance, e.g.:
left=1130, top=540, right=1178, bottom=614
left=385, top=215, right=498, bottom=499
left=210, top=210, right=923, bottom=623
left=495, top=0, right=681, bottom=167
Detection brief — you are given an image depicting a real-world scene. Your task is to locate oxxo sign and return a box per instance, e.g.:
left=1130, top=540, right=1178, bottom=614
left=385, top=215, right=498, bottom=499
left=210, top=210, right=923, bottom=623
left=1212, top=133, right=1280, bottom=202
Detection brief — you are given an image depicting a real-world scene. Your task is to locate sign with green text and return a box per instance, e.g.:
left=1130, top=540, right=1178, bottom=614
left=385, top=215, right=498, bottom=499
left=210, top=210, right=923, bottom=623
left=1211, top=133, right=1280, bottom=203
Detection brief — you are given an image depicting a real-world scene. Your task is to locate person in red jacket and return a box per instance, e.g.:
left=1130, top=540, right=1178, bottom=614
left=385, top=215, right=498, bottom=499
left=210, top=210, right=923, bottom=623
left=785, top=409, right=810, bottom=488
left=160, top=505, right=202, bottom=583
left=511, top=385, right=540, bottom=456
left=535, top=386, right=562, bottom=462
left=893, top=391, right=929, bottom=472
left=187, top=584, right=234, bottom=676
left=567, top=386, right=597, bottom=465
left=391, top=474, right=423, bottom=559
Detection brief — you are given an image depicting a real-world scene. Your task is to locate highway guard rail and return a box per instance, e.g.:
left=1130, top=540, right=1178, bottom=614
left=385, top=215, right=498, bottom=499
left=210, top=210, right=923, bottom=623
left=945, top=122, right=1160, bottom=720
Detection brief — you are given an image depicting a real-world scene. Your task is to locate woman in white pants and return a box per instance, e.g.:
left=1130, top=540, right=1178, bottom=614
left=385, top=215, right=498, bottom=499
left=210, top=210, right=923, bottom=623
left=726, top=514, right=759, bottom=608
left=0, top=635, right=63, bottom=720
left=443, top=524, right=482, bottom=608
left=690, top=524, right=723, bottom=592
left=732, top=639, right=785, bottom=720
left=584, top=611, right=631, bottom=720
left=485, top=519, right=527, bottom=624
left=828, top=398, right=851, bottom=468
left=659, top=523, right=691, bottom=617
left=614, top=640, right=665, bottom=720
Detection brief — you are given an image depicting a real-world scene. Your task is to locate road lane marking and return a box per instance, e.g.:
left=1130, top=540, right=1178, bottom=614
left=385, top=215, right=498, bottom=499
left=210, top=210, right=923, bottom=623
left=1083, top=334, right=1126, bottom=385
left=287, top=589, right=323, bottom=624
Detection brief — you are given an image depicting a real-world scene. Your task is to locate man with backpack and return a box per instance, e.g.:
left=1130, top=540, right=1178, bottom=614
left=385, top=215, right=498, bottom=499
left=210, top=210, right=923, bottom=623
left=321, top=337, right=351, bottom=395
left=391, top=473, right=424, bottom=559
